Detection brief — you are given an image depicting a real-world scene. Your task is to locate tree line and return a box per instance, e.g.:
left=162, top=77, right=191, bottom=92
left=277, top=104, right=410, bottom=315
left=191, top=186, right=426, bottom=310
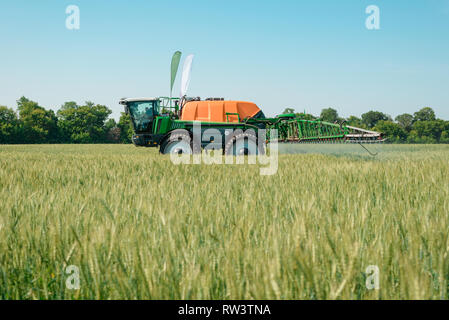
left=283, top=107, right=449, bottom=144
left=1, top=97, right=448, bottom=144
left=0, top=97, right=133, bottom=144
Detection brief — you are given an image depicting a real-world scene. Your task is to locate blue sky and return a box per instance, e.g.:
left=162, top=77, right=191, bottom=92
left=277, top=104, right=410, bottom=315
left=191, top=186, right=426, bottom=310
left=0, top=0, right=448, bottom=120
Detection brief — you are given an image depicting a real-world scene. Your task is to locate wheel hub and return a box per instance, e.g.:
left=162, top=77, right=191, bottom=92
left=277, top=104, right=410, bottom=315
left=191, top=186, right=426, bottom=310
left=173, top=148, right=184, bottom=154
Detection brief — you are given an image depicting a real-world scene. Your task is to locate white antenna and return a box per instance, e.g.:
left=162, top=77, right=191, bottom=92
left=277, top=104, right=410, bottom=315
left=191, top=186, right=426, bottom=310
left=180, top=54, right=194, bottom=98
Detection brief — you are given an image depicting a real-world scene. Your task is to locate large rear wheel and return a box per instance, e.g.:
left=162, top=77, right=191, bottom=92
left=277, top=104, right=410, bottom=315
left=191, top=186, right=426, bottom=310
left=224, top=131, right=264, bottom=156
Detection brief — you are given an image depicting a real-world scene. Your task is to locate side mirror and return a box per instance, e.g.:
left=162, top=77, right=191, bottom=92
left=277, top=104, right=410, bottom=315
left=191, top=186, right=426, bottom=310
left=124, top=105, right=129, bottom=115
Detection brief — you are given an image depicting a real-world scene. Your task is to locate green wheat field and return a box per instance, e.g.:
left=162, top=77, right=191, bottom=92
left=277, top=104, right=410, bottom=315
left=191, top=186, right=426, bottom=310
left=0, top=144, right=448, bottom=300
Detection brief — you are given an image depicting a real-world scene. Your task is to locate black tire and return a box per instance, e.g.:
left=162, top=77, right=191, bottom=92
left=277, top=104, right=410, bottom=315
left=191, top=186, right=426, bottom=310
left=160, top=129, right=201, bottom=155
left=224, top=131, right=265, bottom=156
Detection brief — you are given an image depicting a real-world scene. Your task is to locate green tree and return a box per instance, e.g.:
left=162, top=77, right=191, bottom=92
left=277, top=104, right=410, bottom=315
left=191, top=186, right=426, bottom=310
left=407, top=130, right=419, bottom=143
left=107, top=128, right=121, bottom=143
left=346, top=116, right=364, bottom=128
left=395, top=113, right=414, bottom=131
left=411, top=120, right=445, bottom=143
left=17, top=97, right=59, bottom=143
left=118, top=112, right=133, bottom=143
left=374, top=120, right=407, bottom=143
left=59, top=101, right=78, bottom=113
left=282, top=108, right=295, bottom=114
left=320, top=108, right=339, bottom=123
left=414, top=107, right=436, bottom=122
left=105, top=119, right=120, bottom=143
left=440, top=131, right=449, bottom=144
left=105, top=118, right=117, bottom=131
left=57, top=101, right=112, bottom=143
left=361, top=111, right=389, bottom=128
left=0, top=106, right=20, bottom=144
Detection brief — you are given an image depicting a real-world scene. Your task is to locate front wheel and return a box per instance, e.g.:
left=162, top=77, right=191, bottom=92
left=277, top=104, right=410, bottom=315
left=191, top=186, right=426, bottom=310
left=161, top=140, right=192, bottom=155
left=160, top=130, right=200, bottom=155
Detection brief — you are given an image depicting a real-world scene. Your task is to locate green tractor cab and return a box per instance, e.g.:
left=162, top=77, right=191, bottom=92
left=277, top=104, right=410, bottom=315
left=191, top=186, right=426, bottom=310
left=120, top=97, right=180, bottom=147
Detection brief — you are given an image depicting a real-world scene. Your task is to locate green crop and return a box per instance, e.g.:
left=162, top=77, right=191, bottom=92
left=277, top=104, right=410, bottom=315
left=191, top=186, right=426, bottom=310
left=0, top=144, right=448, bottom=299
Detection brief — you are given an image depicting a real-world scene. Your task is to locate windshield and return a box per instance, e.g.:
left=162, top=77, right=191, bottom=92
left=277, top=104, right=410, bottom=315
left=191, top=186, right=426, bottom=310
left=128, top=101, right=159, bottom=132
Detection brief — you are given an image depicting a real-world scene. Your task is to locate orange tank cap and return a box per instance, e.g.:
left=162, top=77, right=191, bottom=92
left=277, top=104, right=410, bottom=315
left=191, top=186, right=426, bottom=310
left=180, top=100, right=261, bottom=123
